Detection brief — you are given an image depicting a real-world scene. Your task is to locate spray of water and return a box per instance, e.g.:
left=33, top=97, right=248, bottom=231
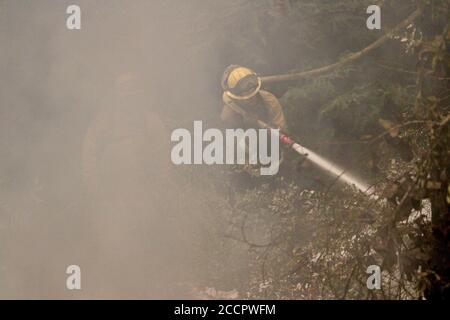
left=291, top=143, right=373, bottom=195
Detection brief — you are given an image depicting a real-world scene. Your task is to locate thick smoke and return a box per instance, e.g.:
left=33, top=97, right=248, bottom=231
left=0, top=0, right=250, bottom=299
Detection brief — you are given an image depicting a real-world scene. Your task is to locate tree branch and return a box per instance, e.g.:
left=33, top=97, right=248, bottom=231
left=261, top=6, right=424, bottom=84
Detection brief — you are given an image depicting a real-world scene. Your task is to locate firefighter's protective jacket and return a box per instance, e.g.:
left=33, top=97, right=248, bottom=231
left=221, top=90, right=287, bottom=132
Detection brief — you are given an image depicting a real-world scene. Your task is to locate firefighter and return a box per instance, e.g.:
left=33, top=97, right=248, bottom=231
left=220, top=65, right=288, bottom=178
left=220, top=65, right=287, bottom=132
left=81, top=71, right=183, bottom=297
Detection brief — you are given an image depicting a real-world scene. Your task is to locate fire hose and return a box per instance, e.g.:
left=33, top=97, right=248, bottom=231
left=225, top=101, right=376, bottom=197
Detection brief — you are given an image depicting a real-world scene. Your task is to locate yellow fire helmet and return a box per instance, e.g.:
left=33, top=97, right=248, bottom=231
left=221, top=65, right=262, bottom=100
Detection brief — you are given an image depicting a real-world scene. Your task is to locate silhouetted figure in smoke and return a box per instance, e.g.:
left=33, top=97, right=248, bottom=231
left=81, top=71, right=186, bottom=298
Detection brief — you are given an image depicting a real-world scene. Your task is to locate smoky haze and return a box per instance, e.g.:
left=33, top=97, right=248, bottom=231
left=0, top=0, right=257, bottom=299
